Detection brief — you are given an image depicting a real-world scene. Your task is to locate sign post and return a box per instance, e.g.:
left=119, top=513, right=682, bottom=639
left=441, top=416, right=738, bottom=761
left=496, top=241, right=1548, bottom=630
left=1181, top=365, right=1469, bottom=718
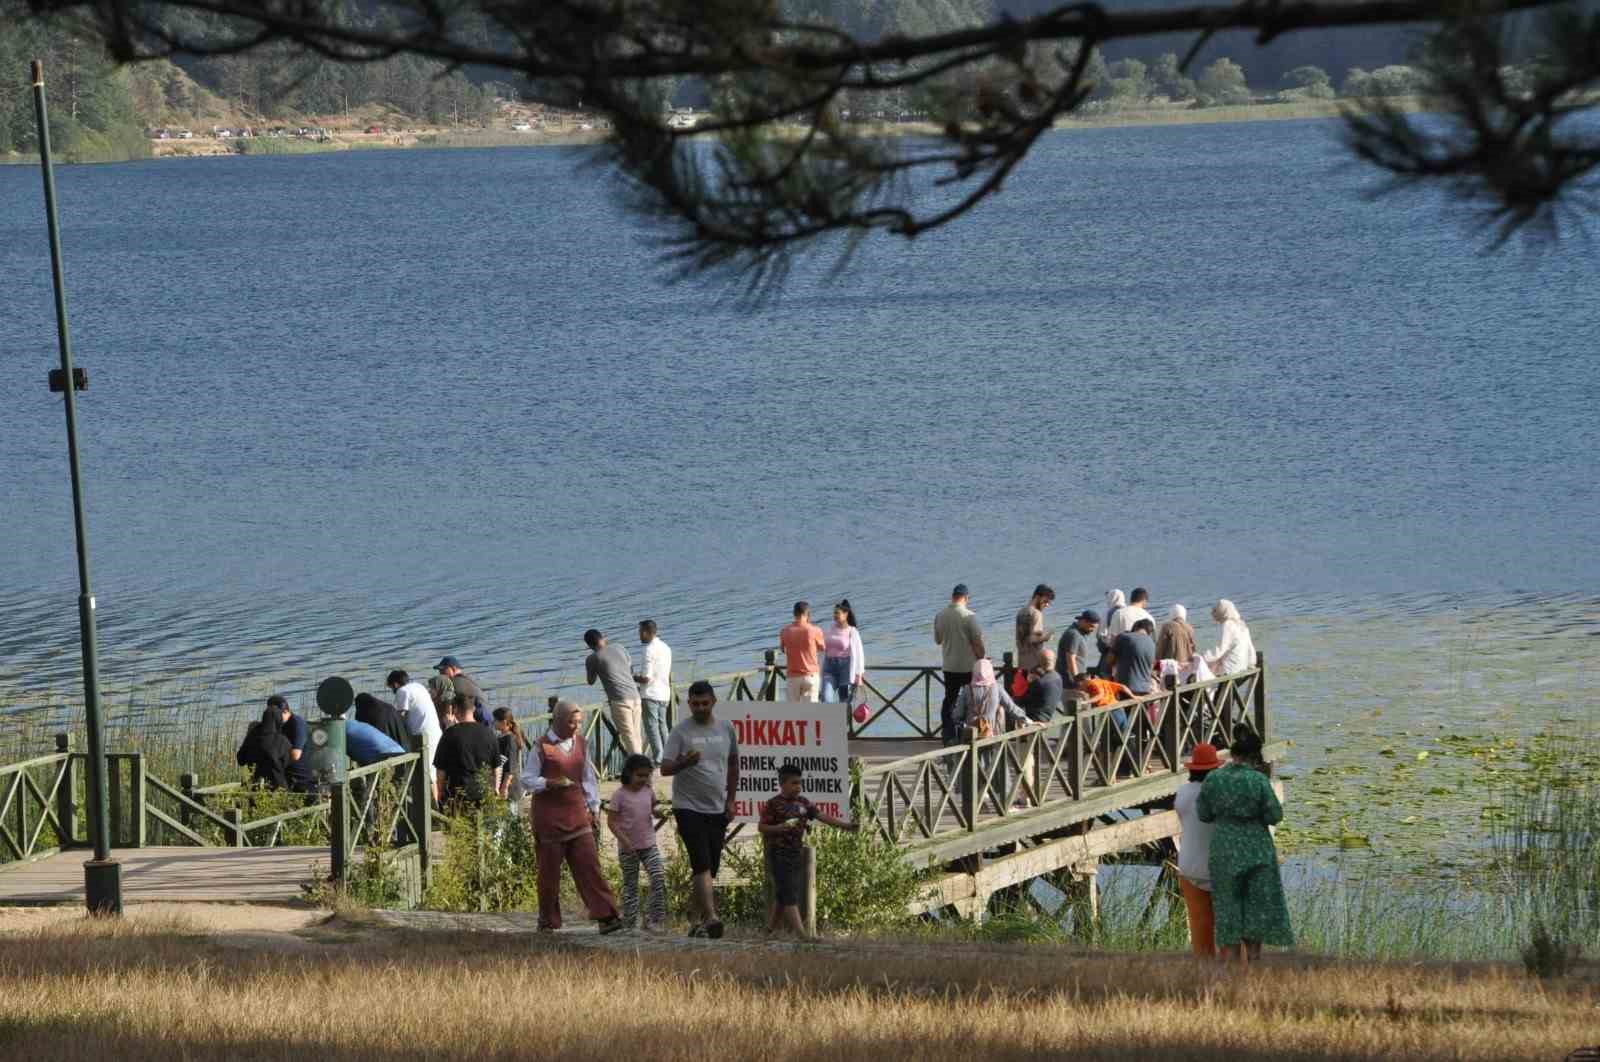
left=727, top=702, right=851, bottom=823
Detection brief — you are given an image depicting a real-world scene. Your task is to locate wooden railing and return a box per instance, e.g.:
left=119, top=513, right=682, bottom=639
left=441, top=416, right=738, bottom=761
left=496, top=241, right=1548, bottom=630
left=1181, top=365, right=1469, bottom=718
left=0, top=736, right=77, bottom=863
left=855, top=663, right=1267, bottom=854
left=329, top=748, right=432, bottom=894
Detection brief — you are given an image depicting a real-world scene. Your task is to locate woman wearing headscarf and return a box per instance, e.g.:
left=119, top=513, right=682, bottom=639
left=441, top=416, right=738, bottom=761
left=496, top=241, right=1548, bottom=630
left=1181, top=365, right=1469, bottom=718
left=1197, top=732, right=1292, bottom=965
left=1156, top=604, right=1198, bottom=667
left=1095, top=589, right=1126, bottom=676
left=1203, top=599, right=1258, bottom=676
left=955, top=659, right=1032, bottom=804
left=235, top=707, right=292, bottom=789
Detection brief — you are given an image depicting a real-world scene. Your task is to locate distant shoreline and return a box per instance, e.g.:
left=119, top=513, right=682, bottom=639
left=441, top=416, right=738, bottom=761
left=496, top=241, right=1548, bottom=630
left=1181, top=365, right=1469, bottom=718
left=0, top=96, right=1432, bottom=168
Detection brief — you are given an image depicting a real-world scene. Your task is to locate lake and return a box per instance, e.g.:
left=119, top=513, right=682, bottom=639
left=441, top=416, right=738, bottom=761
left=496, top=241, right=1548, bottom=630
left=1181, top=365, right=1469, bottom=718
left=1, top=119, right=1597, bottom=867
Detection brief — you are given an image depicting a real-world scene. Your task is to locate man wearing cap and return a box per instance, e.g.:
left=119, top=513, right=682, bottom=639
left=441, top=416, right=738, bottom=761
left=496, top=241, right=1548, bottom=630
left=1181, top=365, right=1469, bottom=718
left=436, top=656, right=490, bottom=727
left=584, top=629, right=644, bottom=755
left=1056, top=610, right=1101, bottom=688
left=934, top=584, right=986, bottom=746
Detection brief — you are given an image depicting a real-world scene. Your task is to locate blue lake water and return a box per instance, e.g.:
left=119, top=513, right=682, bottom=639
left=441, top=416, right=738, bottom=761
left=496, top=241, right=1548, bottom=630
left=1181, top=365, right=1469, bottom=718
left=1, top=119, right=1597, bottom=733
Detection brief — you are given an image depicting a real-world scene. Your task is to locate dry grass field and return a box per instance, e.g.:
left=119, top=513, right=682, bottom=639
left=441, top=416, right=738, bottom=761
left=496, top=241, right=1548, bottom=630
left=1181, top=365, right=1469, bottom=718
left=1, top=909, right=1597, bottom=1061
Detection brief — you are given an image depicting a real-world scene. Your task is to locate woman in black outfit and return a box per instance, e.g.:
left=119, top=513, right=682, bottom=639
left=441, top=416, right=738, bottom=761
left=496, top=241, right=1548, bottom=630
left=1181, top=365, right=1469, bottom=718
left=235, top=707, right=292, bottom=789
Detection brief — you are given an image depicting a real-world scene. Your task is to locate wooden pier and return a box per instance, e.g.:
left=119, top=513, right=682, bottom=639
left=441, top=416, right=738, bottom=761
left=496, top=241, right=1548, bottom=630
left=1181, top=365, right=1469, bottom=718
left=0, top=657, right=1278, bottom=919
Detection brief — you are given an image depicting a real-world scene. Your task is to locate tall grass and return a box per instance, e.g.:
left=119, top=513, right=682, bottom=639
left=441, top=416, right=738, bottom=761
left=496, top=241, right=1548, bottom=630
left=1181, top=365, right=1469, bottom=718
left=2, top=915, right=1596, bottom=1061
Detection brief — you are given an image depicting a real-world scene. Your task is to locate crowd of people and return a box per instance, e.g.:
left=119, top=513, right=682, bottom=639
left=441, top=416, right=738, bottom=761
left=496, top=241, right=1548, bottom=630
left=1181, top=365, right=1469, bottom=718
left=229, top=585, right=1269, bottom=947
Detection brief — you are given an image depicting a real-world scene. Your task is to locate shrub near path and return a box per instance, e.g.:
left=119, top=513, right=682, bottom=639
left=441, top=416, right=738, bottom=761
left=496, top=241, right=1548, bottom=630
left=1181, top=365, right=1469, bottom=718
left=0, top=910, right=1596, bottom=1061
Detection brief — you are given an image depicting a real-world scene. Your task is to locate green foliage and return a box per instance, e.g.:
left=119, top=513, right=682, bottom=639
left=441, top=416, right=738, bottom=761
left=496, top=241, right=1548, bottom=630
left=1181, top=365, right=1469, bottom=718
left=810, top=818, right=925, bottom=931
left=0, top=17, right=149, bottom=160
left=1282, top=65, right=1335, bottom=100
left=1341, top=64, right=1428, bottom=99
left=421, top=801, right=541, bottom=912
left=1150, top=53, right=1197, bottom=102
left=1195, top=58, right=1251, bottom=108
left=1105, top=59, right=1149, bottom=103
left=1522, top=920, right=1581, bottom=979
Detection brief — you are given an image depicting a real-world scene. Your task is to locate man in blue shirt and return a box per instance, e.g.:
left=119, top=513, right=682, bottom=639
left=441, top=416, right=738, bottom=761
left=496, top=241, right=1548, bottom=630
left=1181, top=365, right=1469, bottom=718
left=345, top=717, right=405, bottom=767
left=269, top=695, right=317, bottom=793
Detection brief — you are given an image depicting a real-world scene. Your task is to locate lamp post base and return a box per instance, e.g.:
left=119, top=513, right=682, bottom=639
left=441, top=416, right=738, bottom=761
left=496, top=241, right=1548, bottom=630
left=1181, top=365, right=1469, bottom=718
left=84, top=859, right=122, bottom=915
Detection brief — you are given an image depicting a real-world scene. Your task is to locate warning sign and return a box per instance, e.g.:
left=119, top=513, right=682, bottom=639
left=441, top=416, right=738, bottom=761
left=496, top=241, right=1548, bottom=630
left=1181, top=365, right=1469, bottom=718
left=727, top=701, right=851, bottom=823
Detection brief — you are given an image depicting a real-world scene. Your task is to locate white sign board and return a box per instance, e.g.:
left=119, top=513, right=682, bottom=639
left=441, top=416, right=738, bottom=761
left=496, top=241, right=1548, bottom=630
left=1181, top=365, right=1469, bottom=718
left=728, top=701, right=851, bottom=823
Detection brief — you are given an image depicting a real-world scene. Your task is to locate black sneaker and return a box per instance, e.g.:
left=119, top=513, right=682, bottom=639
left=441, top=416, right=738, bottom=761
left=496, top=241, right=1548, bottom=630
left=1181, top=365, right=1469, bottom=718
left=598, top=917, right=624, bottom=935
left=687, top=923, right=707, bottom=938
left=705, top=919, right=724, bottom=940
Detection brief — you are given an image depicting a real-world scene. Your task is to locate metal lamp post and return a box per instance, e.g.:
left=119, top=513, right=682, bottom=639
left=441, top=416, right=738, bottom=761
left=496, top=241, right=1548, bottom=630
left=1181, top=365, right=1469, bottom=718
left=31, top=59, right=121, bottom=915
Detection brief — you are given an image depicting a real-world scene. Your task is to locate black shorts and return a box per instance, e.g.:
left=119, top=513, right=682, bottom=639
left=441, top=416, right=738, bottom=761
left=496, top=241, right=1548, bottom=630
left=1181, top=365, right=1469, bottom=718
left=765, top=845, right=806, bottom=907
left=674, top=809, right=729, bottom=877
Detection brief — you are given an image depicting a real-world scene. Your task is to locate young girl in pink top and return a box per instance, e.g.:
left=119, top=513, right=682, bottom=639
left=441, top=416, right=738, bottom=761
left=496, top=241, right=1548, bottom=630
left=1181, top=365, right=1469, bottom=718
left=605, top=754, right=666, bottom=931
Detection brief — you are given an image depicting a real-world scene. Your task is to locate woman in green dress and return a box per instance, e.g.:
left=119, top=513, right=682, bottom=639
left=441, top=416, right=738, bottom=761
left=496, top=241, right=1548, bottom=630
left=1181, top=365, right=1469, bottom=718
left=1197, top=731, right=1293, bottom=965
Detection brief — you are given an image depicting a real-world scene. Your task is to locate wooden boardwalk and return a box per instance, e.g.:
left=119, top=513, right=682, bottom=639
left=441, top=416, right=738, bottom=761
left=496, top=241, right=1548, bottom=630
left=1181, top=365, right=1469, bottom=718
left=0, top=846, right=325, bottom=905
left=0, top=660, right=1277, bottom=917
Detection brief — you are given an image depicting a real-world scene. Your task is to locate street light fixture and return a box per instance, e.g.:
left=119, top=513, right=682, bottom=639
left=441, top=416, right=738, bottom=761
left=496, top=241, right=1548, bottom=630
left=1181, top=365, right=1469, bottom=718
left=31, top=59, right=121, bottom=915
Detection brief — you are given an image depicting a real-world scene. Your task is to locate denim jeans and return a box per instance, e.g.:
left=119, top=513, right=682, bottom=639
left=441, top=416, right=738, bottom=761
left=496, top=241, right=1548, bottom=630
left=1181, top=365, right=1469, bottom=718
left=640, top=698, right=668, bottom=762
left=820, top=655, right=855, bottom=705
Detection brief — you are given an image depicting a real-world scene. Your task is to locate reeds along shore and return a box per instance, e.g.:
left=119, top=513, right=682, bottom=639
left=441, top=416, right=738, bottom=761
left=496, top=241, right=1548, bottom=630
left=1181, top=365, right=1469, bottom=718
left=1, top=913, right=1596, bottom=1061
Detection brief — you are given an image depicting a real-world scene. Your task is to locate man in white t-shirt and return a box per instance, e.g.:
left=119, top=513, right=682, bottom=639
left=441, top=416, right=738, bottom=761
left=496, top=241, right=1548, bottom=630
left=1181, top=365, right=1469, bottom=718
left=633, top=619, right=672, bottom=762
left=1106, top=586, right=1155, bottom=640
left=386, top=668, right=443, bottom=789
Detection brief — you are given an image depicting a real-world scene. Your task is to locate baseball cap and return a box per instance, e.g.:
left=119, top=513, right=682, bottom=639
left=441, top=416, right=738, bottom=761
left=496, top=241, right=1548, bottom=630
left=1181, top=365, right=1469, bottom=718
left=1077, top=610, right=1102, bottom=623
left=435, top=656, right=460, bottom=672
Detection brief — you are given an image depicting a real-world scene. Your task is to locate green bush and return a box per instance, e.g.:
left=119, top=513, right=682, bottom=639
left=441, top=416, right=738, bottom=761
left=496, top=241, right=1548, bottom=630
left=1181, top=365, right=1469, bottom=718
left=421, top=801, right=540, bottom=912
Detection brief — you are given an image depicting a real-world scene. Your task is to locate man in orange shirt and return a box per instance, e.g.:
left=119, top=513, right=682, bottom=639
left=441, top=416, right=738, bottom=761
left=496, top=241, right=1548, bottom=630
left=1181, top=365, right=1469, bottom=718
left=779, top=601, right=827, bottom=702
left=1075, top=674, right=1135, bottom=707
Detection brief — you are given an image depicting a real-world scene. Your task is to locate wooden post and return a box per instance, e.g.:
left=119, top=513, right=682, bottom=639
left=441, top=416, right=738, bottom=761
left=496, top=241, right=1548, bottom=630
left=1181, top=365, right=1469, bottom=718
left=107, top=755, right=123, bottom=849
left=227, top=807, right=244, bottom=848
left=961, top=731, right=979, bottom=830
left=1067, top=715, right=1084, bottom=799
left=130, top=754, right=146, bottom=848
left=1163, top=679, right=1180, bottom=773
left=1254, top=651, right=1269, bottom=746
left=179, top=772, right=197, bottom=836
left=54, top=734, right=76, bottom=847
left=407, top=746, right=431, bottom=887
left=330, top=781, right=349, bottom=880
left=802, top=844, right=817, bottom=938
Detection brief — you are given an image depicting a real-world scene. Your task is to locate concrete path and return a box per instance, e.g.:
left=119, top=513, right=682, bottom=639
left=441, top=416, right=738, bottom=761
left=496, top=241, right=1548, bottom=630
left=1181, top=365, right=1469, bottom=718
left=0, top=846, right=326, bottom=905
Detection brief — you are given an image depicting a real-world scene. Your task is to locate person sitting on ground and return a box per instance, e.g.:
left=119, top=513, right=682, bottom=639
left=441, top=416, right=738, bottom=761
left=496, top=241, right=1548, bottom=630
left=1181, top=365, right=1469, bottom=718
left=492, top=708, right=527, bottom=801
left=758, top=763, right=859, bottom=939
left=1156, top=604, right=1198, bottom=668
left=353, top=692, right=409, bottom=750
left=235, top=706, right=292, bottom=789
left=345, top=714, right=405, bottom=768
left=1019, top=648, right=1065, bottom=724
left=1114, top=618, right=1159, bottom=697
left=1197, top=731, right=1293, bottom=966
left=1175, top=742, right=1222, bottom=958
left=432, top=697, right=500, bottom=807
left=520, top=700, right=623, bottom=934
left=605, top=753, right=667, bottom=933
left=1204, top=599, right=1259, bottom=676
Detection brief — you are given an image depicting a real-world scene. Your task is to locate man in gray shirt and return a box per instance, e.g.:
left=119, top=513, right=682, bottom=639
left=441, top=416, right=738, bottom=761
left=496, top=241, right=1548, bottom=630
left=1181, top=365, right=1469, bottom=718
left=584, top=628, right=643, bottom=755
left=661, top=679, right=739, bottom=939
left=934, top=583, right=986, bottom=746
left=1114, top=618, right=1158, bottom=696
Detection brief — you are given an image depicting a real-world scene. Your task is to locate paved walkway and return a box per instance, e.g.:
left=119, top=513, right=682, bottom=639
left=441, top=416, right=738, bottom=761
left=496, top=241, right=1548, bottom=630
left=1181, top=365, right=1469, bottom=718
left=0, top=846, right=326, bottom=905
